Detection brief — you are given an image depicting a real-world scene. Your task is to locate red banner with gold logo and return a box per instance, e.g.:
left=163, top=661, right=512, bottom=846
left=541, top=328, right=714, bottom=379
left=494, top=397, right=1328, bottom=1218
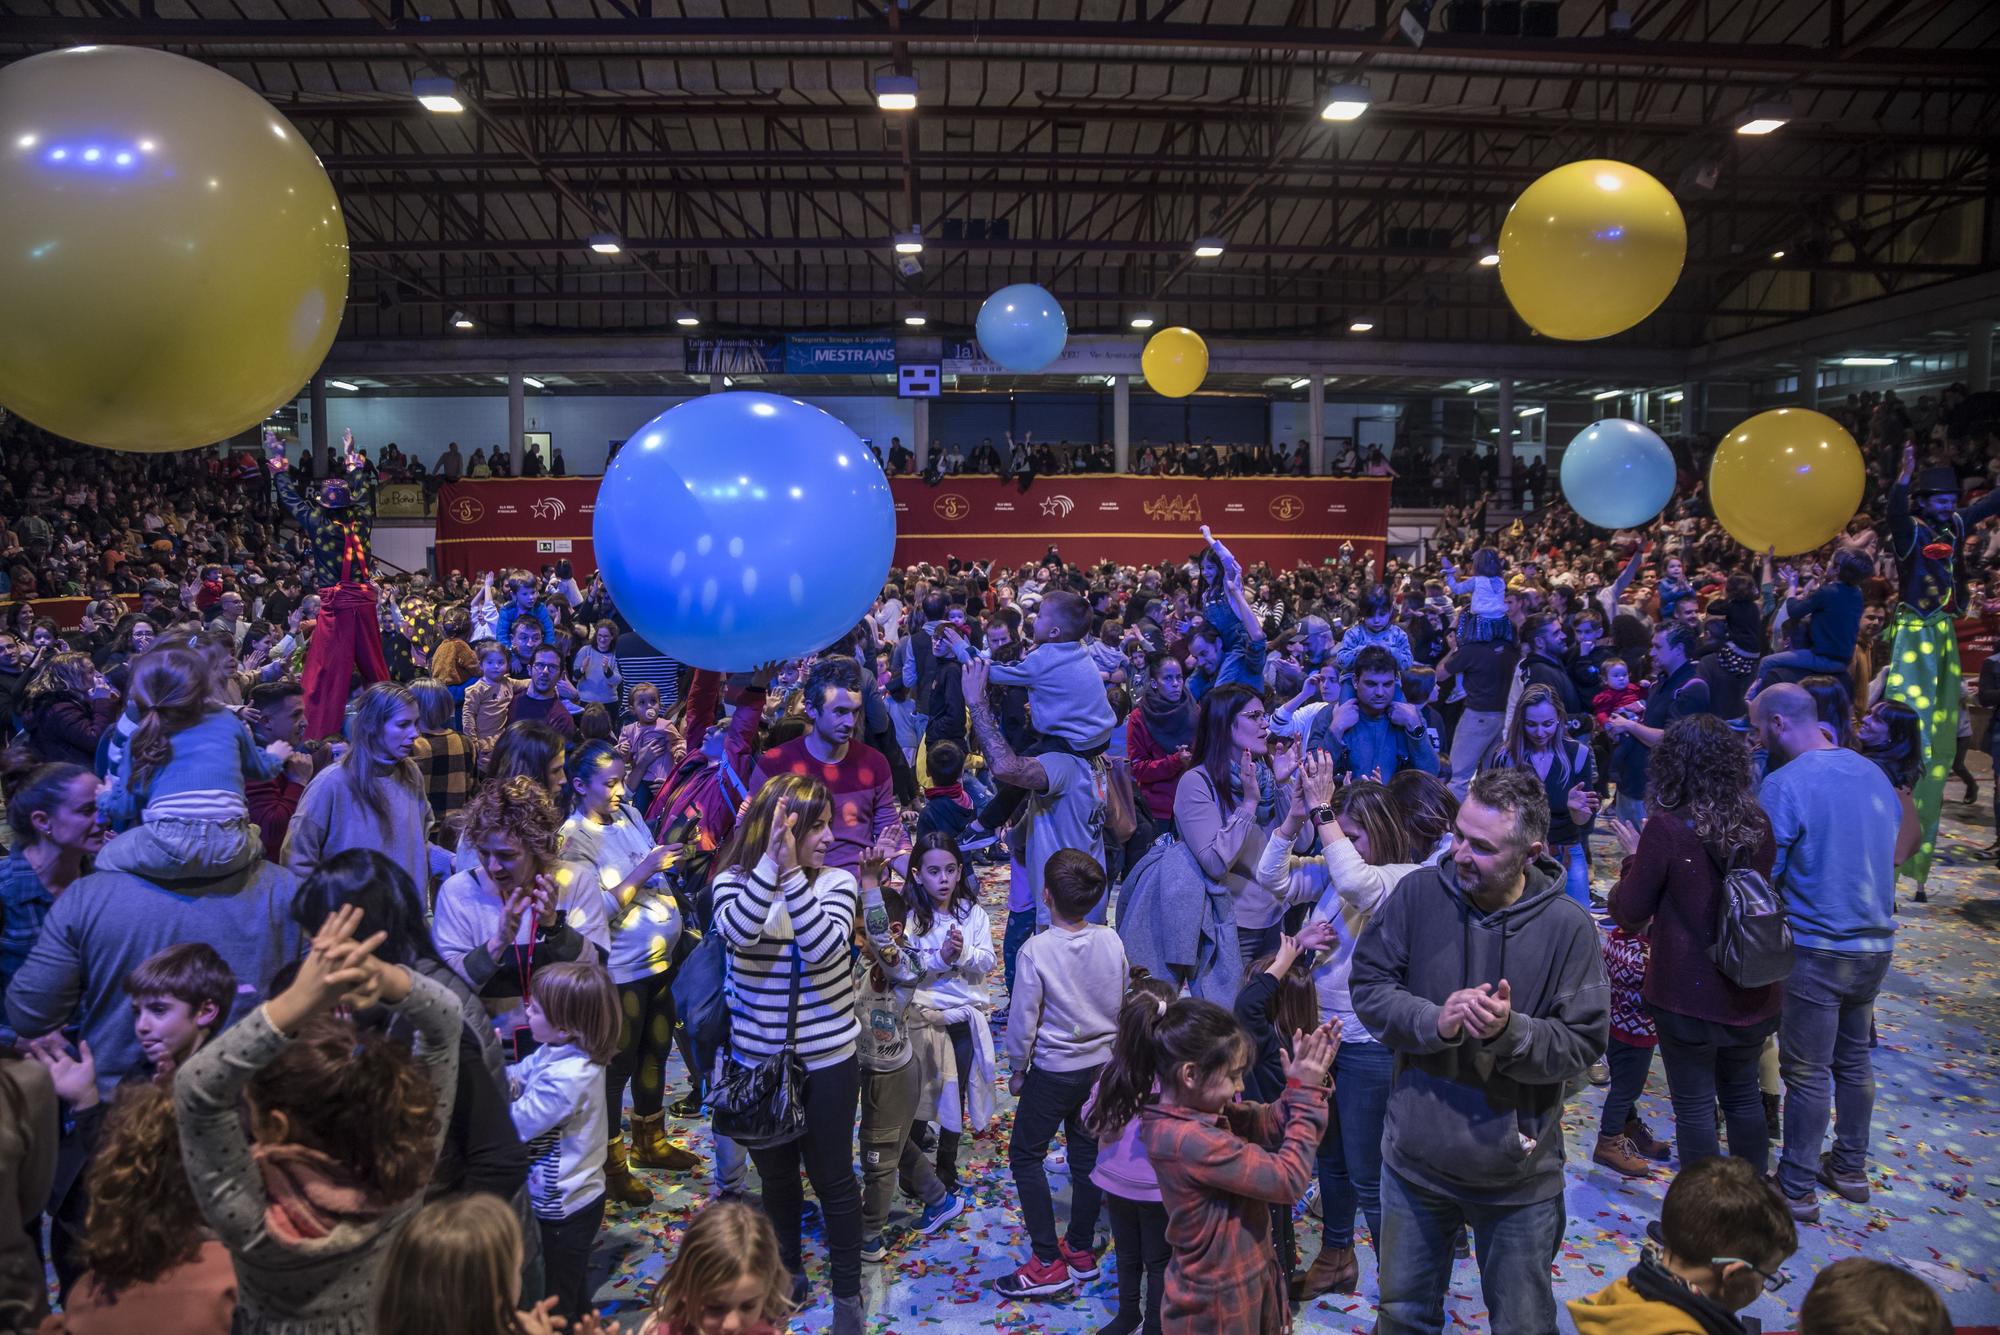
left=434, top=479, right=603, bottom=577
left=889, top=475, right=1390, bottom=569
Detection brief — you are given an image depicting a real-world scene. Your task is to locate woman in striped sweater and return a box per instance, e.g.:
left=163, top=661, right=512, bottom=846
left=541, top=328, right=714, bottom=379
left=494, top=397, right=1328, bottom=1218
left=711, top=773, right=865, bottom=1335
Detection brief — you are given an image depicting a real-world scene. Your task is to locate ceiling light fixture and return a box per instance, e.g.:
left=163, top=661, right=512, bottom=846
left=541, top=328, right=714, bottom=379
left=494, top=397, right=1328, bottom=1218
left=1466, top=381, right=1495, bottom=393
left=450, top=310, right=474, bottom=329
left=874, top=74, right=918, bottom=112
left=674, top=309, right=700, bottom=327
left=1289, top=377, right=1311, bottom=390
left=1662, top=390, right=1684, bottom=402
left=1593, top=389, right=1625, bottom=401
left=903, top=311, right=928, bottom=327
left=1129, top=313, right=1157, bottom=329
left=325, top=379, right=359, bottom=392
left=1840, top=356, right=1896, bottom=367
left=1478, top=251, right=1501, bottom=267
left=1734, top=100, right=1791, bottom=135
left=413, top=76, right=465, bottom=114
left=1770, top=249, right=1787, bottom=260
left=1348, top=320, right=1375, bottom=333
left=1192, top=236, right=1226, bottom=258
left=1319, top=81, right=1373, bottom=122
left=893, top=229, right=924, bottom=255
left=523, top=376, right=545, bottom=389
left=1517, top=406, right=1545, bottom=416
left=588, top=233, right=622, bottom=255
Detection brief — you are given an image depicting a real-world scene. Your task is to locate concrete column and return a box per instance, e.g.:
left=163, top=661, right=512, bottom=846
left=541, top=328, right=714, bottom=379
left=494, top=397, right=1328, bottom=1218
left=912, top=398, right=931, bottom=469
left=1799, top=358, right=1820, bottom=408
left=1960, top=321, right=1992, bottom=393
left=309, top=374, right=330, bottom=472
left=507, top=372, right=526, bottom=473
left=1308, top=375, right=1327, bottom=475
left=1496, top=377, right=1515, bottom=503
left=709, top=373, right=726, bottom=395
left=1113, top=374, right=1131, bottom=472
left=1681, top=381, right=1702, bottom=436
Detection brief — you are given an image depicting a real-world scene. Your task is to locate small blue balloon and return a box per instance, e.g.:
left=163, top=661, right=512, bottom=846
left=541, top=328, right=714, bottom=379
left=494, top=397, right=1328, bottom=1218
left=1559, top=418, right=1678, bottom=530
left=975, top=283, right=1069, bottom=373
left=592, top=392, right=897, bottom=671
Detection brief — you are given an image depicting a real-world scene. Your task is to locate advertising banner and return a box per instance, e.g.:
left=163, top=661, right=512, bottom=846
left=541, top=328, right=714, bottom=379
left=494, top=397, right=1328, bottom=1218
left=941, top=336, right=1143, bottom=378
left=434, top=478, right=601, bottom=577
left=889, top=475, right=1390, bottom=569
left=682, top=337, right=785, bottom=375
left=784, top=334, right=897, bottom=375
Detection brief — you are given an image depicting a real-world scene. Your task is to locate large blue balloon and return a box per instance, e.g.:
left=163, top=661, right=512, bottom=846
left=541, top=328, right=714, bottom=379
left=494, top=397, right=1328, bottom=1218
left=593, top=393, right=896, bottom=671
left=1559, top=418, right=1677, bottom=530
left=975, top=283, right=1069, bottom=373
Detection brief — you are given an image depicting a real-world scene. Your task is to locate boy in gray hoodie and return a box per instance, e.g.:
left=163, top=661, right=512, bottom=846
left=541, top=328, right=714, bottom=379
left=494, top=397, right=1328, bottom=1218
left=1351, top=767, right=1608, bottom=1335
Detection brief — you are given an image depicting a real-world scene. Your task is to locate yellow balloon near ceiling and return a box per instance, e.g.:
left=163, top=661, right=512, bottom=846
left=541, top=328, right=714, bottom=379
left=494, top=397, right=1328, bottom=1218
left=1497, top=159, right=1686, bottom=342
left=0, top=45, right=349, bottom=452
left=1141, top=326, right=1209, bottom=398
left=1708, top=408, right=1866, bottom=556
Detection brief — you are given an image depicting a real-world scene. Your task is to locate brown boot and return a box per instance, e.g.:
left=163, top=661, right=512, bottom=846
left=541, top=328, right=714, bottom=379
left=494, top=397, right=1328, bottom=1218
left=1293, top=1244, right=1359, bottom=1299
left=1592, top=1133, right=1655, bottom=1179
left=605, top=1135, right=654, bottom=1207
left=1622, top=1117, right=1672, bottom=1162
left=631, top=1110, right=702, bottom=1171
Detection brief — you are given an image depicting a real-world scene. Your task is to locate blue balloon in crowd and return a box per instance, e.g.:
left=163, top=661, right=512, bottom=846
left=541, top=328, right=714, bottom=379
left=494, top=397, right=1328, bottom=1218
left=592, top=393, right=897, bottom=671
left=975, top=283, right=1069, bottom=373
left=1559, top=418, right=1677, bottom=530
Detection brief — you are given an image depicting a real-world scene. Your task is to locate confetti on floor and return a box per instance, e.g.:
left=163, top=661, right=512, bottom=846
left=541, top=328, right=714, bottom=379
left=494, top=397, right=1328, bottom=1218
left=591, top=797, right=2000, bottom=1331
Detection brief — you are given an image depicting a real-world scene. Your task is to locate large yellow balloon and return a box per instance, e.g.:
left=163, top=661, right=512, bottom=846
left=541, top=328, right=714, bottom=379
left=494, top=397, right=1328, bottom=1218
left=1497, top=159, right=1685, bottom=342
left=1709, top=409, right=1866, bottom=556
left=0, top=46, right=348, bottom=452
left=1142, top=326, right=1209, bottom=399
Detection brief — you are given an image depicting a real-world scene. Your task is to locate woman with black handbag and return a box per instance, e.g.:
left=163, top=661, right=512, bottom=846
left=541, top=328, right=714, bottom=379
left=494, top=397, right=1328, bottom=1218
left=710, top=773, right=865, bottom=1335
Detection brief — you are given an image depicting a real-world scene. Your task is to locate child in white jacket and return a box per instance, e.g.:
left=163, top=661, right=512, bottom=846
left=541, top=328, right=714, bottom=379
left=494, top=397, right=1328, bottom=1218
left=509, top=960, right=620, bottom=1323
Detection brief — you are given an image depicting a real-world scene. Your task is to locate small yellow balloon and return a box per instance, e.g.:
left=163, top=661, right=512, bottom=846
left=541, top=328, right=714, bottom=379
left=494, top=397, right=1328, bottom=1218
left=1709, top=409, right=1866, bottom=556
left=0, top=46, right=349, bottom=452
left=1142, top=326, right=1209, bottom=399
left=1497, top=159, right=1686, bottom=342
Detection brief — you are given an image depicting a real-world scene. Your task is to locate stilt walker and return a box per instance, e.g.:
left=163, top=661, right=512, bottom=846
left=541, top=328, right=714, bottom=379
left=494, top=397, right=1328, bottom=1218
left=266, top=427, right=390, bottom=740
left=1883, top=441, right=2000, bottom=899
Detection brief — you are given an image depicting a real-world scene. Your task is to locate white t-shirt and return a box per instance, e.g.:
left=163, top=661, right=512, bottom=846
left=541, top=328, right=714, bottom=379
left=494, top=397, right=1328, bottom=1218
left=557, top=806, right=681, bottom=985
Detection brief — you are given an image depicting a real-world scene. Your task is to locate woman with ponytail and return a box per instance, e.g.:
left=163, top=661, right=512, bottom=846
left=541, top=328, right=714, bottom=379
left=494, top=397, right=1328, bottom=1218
left=174, top=905, right=461, bottom=1335
left=1132, top=997, right=1335, bottom=1334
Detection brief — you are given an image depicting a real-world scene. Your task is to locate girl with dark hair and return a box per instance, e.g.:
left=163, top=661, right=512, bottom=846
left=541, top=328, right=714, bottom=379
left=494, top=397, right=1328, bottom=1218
left=173, top=905, right=462, bottom=1335
left=283, top=682, right=430, bottom=884
left=1172, top=684, right=1297, bottom=969
left=556, top=740, right=699, bottom=1205
left=1608, top=715, right=1782, bottom=1177
left=901, top=832, right=993, bottom=1196
left=0, top=749, right=102, bottom=997
left=1131, top=998, right=1335, bottom=1334
left=1125, top=653, right=1195, bottom=832
left=1857, top=699, right=1926, bottom=866
left=1486, top=684, right=1599, bottom=906
left=23, top=651, right=115, bottom=768
left=1083, top=970, right=1180, bottom=1335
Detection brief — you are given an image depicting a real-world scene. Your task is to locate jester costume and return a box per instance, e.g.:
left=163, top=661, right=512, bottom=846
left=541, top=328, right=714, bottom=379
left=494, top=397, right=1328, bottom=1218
left=1884, top=466, right=2000, bottom=883
left=272, top=449, right=389, bottom=740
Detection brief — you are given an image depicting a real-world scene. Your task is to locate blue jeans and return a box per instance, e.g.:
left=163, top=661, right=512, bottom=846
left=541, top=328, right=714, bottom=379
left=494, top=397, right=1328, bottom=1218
left=1317, top=1039, right=1395, bottom=1251
left=1009, top=1063, right=1105, bottom=1263
left=1556, top=842, right=1591, bottom=908
left=1377, top=1164, right=1564, bottom=1335
left=1002, top=909, right=1037, bottom=995
left=1756, top=647, right=1849, bottom=686
left=1778, top=947, right=1892, bottom=1198
left=1237, top=922, right=1282, bottom=973
left=962, top=768, right=997, bottom=811
left=1649, top=1006, right=1778, bottom=1174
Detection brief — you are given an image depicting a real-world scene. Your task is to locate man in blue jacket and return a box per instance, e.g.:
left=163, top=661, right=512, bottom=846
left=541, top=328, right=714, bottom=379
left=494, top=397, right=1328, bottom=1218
left=1303, top=645, right=1440, bottom=782
left=1351, top=767, right=1609, bottom=1335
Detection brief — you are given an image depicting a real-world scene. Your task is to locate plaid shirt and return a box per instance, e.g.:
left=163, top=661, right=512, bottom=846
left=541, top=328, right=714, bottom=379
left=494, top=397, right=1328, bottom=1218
left=0, top=850, right=53, bottom=999
left=1139, top=1084, right=1328, bottom=1334
left=414, top=729, right=476, bottom=822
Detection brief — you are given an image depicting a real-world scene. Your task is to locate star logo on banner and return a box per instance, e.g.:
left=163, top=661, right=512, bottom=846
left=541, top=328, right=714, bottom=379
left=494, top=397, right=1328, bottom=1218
left=1040, top=494, right=1075, bottom=518
left=530, top=496, right=567, bottom=521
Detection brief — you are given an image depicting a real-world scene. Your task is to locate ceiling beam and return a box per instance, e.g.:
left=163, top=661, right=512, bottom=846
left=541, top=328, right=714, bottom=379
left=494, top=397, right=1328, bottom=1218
left=5, top=16, right=1991, bottom=77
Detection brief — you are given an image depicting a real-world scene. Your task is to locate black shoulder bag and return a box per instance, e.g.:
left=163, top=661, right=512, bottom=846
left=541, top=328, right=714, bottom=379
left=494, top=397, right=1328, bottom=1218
left=708, top=941, right=809, bottom=1150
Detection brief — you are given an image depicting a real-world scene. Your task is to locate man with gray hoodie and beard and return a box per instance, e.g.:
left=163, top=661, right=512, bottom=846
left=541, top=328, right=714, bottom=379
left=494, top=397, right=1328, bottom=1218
left=1351, top=767, right=1608, bottom=1335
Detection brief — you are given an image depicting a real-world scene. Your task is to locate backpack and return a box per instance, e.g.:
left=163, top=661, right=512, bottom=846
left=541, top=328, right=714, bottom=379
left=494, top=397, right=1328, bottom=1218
left=1705, top=844, right=1793, bottom=988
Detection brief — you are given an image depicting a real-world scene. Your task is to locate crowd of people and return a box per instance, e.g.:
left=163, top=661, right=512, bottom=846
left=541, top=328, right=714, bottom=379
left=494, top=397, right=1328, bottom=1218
left=0, top=393, right=1993, bottom=1335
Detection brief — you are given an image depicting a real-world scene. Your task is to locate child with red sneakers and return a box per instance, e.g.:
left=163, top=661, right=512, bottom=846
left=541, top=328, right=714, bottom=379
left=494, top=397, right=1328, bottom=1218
left=995, top=850, right=1128, bottom=1300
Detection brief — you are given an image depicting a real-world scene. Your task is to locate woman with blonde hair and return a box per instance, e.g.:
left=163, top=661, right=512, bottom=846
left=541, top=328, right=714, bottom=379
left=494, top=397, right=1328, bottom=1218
left=23, top=651, right=115, bottom=767
left=1486, top=683, right=1599, bottom=905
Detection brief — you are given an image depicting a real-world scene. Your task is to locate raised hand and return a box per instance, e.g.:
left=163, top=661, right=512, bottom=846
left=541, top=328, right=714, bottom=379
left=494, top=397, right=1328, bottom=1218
left=766, top=806, right=801, bottom=875
left=1294, top=917, right=1337, bottom=954
left=1282, top=1023, right=1340, bottom=1088
left=1565, top=784, right=1601, bottom=827
left=1328, top=699, right=1362, bottom=739
left=1300, top=750, right=1338, bottom=809
left=1607, top=816, right=1642, bottom=857
left=25, top=1035, right=98, bottom=1108
left=1388, top=701, right=1424, bottom=731
left=1238, top=746, right=1263, bottom=810
left=943, top=924, right=965, bottom=964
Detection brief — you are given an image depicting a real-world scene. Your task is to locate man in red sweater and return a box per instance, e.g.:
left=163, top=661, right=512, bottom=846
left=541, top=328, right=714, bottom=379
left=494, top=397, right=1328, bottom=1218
left=243, top=681, right=316, bottom=862
left=750, top=655, right=905, bottom=876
